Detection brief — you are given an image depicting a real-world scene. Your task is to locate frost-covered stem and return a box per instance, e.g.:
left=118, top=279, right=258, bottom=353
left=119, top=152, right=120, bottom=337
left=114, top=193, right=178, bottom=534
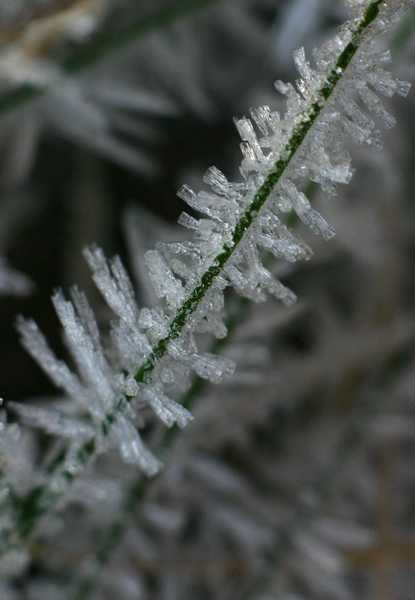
left=2, top=302, right=244, bottom=547
left=5, top=0, right=412, bottom=565
left=0, top=0, right=380, bottom=539
left=134, top=0, right=383, bottom=385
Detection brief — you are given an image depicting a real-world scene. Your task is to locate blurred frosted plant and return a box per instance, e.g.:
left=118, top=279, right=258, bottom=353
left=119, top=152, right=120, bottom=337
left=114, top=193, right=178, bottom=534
left=0, top=0, right=172, bottom=174
left=0, top=188, right=34, bottom=297
left=0, top=0, right=272, bottom=177
left=0, top=0, right=415, bottom=599
left=0, top=258, right=33, bottom=296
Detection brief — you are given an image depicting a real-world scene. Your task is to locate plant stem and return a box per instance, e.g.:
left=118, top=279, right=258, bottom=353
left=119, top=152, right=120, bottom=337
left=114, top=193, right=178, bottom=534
left=0, top=0, right=384, bottom=561
left=134, top=1, right=383, bottom=384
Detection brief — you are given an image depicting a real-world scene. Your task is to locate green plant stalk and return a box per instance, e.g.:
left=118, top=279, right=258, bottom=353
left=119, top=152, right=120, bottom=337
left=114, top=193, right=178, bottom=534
left=64, top=177, right=320, bottom=599
left=1, top=0, right=385, bottom=557
left=133, top=0, right=383, bottom=385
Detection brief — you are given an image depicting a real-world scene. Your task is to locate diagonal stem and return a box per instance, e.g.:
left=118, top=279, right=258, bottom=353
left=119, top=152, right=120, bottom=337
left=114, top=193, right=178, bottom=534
left=134, top=1, right=383, bottom=384
left=1, top=0, right=384, bottom=562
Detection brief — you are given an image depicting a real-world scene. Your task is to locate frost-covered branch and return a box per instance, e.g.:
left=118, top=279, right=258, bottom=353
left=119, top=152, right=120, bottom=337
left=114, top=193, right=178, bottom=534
left=1, top=0, right=413, bottom=581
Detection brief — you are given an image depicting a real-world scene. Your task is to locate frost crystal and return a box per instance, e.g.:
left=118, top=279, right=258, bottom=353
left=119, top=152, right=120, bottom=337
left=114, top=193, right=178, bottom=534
left=139, top=386, right=193, bottom=429
left=109, top=415, right=162, bottom=475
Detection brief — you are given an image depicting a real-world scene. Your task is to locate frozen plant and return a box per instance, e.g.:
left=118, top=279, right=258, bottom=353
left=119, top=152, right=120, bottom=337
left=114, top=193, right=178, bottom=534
left=0, top=0, right=414, bottom=598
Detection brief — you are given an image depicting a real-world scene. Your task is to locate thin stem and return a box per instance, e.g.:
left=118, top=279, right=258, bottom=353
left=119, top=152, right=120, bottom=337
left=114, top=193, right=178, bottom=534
left=65, top=182, right=316, bottom=599
left=1, top=0, right=383, bottom=557
left=133, top=1, right=383, bottom=384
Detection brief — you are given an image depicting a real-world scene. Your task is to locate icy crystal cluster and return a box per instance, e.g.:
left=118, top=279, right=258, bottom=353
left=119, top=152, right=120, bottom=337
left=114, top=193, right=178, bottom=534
left=0, top=0, right=413, bottom=573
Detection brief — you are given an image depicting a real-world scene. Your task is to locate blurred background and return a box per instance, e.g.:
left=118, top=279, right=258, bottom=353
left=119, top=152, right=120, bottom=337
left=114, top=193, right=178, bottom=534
left=0, top=1, right=415, bottom=599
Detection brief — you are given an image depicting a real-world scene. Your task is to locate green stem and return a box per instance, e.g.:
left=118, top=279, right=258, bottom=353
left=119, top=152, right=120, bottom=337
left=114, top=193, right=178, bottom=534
left=66, top=184, right=317, bottom=599
left=1, top=0, right=383, bottom=559
left=134, top=0, right=383, bottom=384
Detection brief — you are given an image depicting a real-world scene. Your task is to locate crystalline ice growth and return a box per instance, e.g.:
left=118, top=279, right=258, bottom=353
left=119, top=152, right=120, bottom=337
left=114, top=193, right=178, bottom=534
left=52, top=289, right=116, bottom=413
left=3, top=6, right=412, bottom=590
left=170, top=258, right=197, bottom=288
left=16, top=317, right=85, bottom=403
left=256, top=209, right=313, bottom=262
left=144, top=249, right=185, bottom=310
left=177, top=184, right=224, bottom=222
left=358, top=85, right=397, bottom=128
left=366, top=67, right=401, bottom=97
left=7, top=402, right=94, bottom=440
left=312, top=27, right=350, bottom=71
left=157, top=240, right=202, bottom=270
left=274, top=80, right=304, bottom=118
left=168, top=336, right=235, bottom=384
left=234, top=117, right=270, bottom=172
left=194, top=289, right=227, bottom=338
left=250, top=105, right=276, bottom=136
left=177, top=184, right=199, bottom=210
left=225, top=263, right=267, bottom=303
left=194, top=310, right=227, bottom=338
left=137, top=307, right=169, bottom=343
left=242, top=240, right=297, bottom=306
left=83, top=246, right=151, bottom=356
left=279, top=181, right=335, bottom=240
left=337, top=115, right=370, bottom=146
left=194, top=190, right=237, bottom=221
left=177, top=211, right=199, bottom=231
left=112, top=326, right=146, bottom=373
left=139, top=386, right=193, bottom=429
left=189, top=352, right=236, bottom=384
left=353, top=46, right=411, bottom=101
left=373, top=9, right=400, bottom=34
left=292, top=46, right=322, bottom=99
left=123, top=374, right=139, bottom=397
left=109, top=414, right=162, bottom=475
left=305, top=128, right=353, bottom=186
left=70, top=286, right=106, bottom=369
left=203, top=165, right=245, bottom=200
